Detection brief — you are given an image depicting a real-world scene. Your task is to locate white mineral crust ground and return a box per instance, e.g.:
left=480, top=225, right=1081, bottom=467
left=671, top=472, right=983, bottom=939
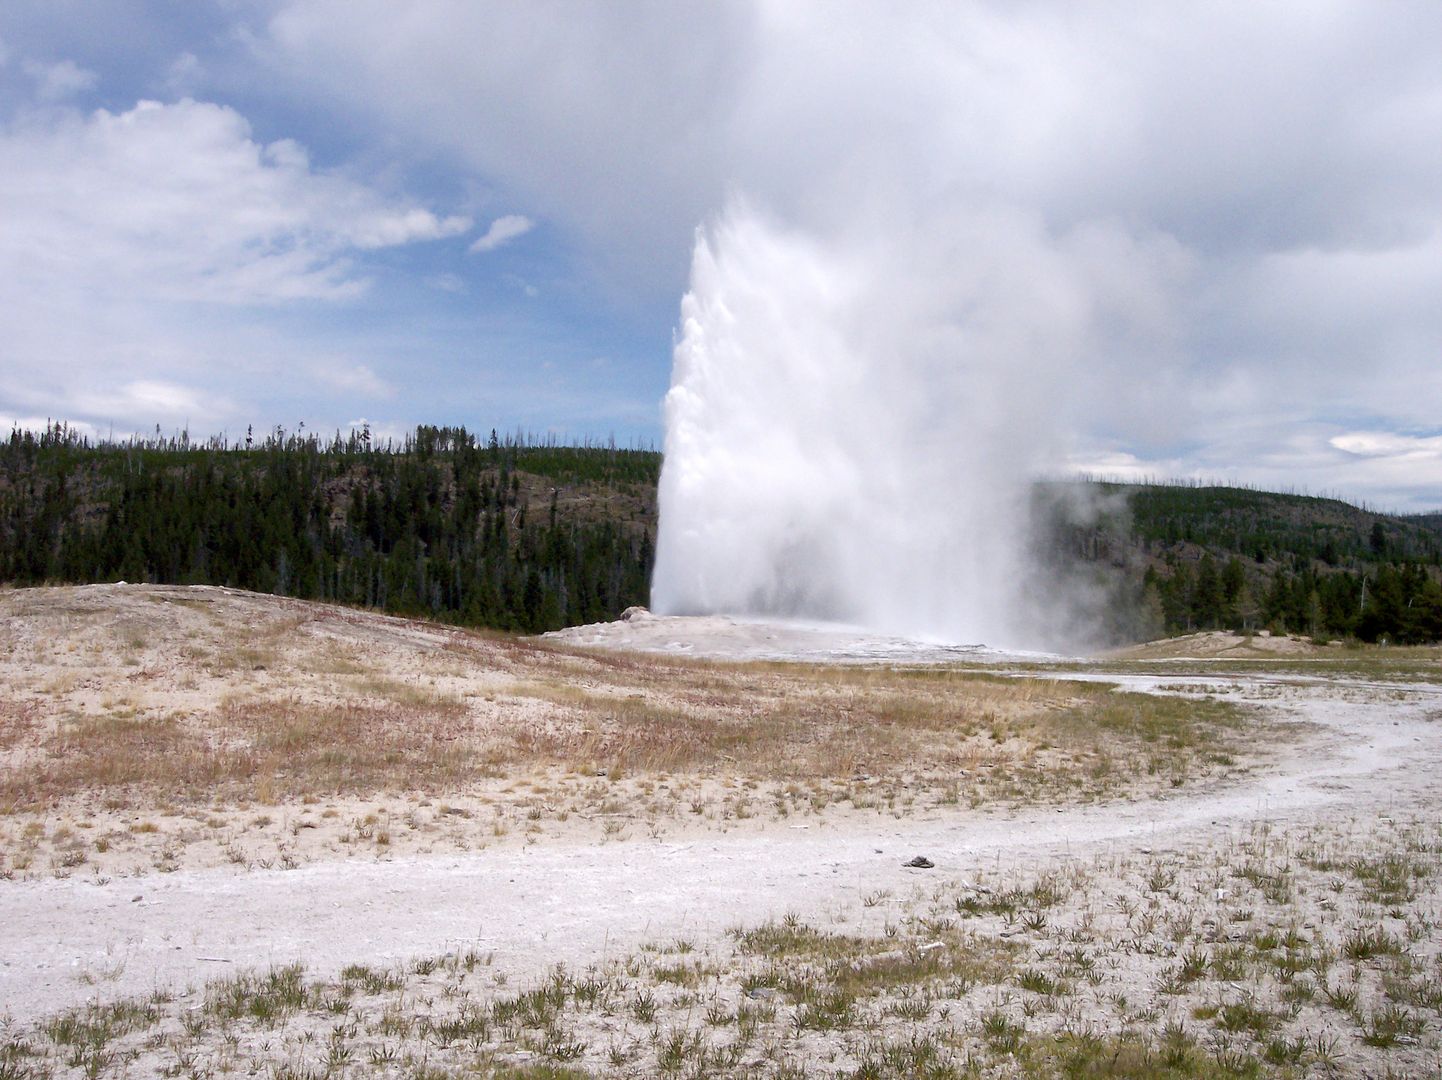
left=4, top=616, right=1439, bottom=1025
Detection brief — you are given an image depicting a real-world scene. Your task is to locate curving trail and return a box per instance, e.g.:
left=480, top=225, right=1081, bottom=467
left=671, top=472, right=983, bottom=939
left=4, top=671, right=1440, bottom=1025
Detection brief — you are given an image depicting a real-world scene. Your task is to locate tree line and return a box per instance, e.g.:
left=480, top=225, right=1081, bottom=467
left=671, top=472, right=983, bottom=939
left=1142, top=555, right=1442, bottom=643
left=0, top=423, right=657, bottom=633
left=5, top=424, right=1440, bottom=643
left=1039, top=482, right=1442, bottom=644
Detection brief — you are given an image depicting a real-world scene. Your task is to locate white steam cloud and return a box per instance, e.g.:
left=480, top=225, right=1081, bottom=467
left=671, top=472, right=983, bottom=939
left=652, top=201, right=1182, bottom=648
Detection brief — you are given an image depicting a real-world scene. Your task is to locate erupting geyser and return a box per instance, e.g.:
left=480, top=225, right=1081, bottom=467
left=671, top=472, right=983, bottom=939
left=651, top=202, right=1082, bottom=648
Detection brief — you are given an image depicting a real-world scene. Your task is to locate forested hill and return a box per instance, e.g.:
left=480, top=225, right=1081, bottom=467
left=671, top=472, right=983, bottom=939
left=0, top=424, right=657, bottom=633
left=1037, top=481, right=1442, bottom=643
left=3, top=423, right=1440, bottom=642
left=1124, top=484, right=1442, bottom=565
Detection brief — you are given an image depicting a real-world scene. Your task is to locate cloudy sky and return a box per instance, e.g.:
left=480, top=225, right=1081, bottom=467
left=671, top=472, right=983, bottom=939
left=1, top=2, right=1439, bottom=510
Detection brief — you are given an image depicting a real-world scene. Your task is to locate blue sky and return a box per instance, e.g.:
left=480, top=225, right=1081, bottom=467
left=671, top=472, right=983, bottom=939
left=2, top=2, right=1440, bottom=510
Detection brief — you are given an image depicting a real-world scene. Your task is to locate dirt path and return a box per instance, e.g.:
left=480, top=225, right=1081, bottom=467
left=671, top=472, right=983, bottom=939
left=5, top=671, right=1438, bottom=1026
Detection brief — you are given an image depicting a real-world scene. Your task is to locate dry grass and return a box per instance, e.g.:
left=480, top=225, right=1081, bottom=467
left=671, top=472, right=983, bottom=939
left=0, top=698, right=491, bottom=808
left=1, top=641, right=1251, bottom=812
left=0, top=585, right=1257, bottom=807
left=0, top=699, right=37, bottom=750
left=0, top=585, right=1260, bottom=874
left=504, top=662, right=1248, bottom=796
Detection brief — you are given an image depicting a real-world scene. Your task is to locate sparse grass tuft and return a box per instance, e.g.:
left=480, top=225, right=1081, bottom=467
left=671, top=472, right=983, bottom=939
left=1342, top=925, right=1403, bottom=961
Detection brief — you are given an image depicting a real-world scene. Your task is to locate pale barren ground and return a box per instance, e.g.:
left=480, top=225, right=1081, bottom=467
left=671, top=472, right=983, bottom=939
left=1, top=585, right=1440, bottom=1078
left=0, top=586, right=1255, bottom=880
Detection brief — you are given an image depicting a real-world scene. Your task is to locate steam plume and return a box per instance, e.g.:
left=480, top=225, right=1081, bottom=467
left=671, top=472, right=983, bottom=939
left=652, top=200, right=1162, bottom=648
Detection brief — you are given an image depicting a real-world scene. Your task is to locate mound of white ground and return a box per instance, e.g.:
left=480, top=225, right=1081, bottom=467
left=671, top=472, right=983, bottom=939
left=1106, top=629, right=1343, bottom=660
left=545, top=608, right=1047, bottom=664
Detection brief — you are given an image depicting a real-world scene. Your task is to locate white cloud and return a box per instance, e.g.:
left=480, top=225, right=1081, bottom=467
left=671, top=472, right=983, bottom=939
left=69, top=380, right=230, bottom=426
left=164, top=51, right=203, bottom=96
left=265, top=3, right=747, bottom=290
left=23, top=58, right=96, bottom=101
left=0, top=98, right=471, bottom=305
left=1061, top=451, right=1184, bottom=484
left=259, top=4, right=1435, bottom=277
left=351, top=206, right=471, bottom=250
left=469, top=214, right=533, bottom=253
left=0, top=93, right=471, bottom=435
left=1331, top=432, right=1442, bottom=460
left=311, top=362, right=395, bottom=398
